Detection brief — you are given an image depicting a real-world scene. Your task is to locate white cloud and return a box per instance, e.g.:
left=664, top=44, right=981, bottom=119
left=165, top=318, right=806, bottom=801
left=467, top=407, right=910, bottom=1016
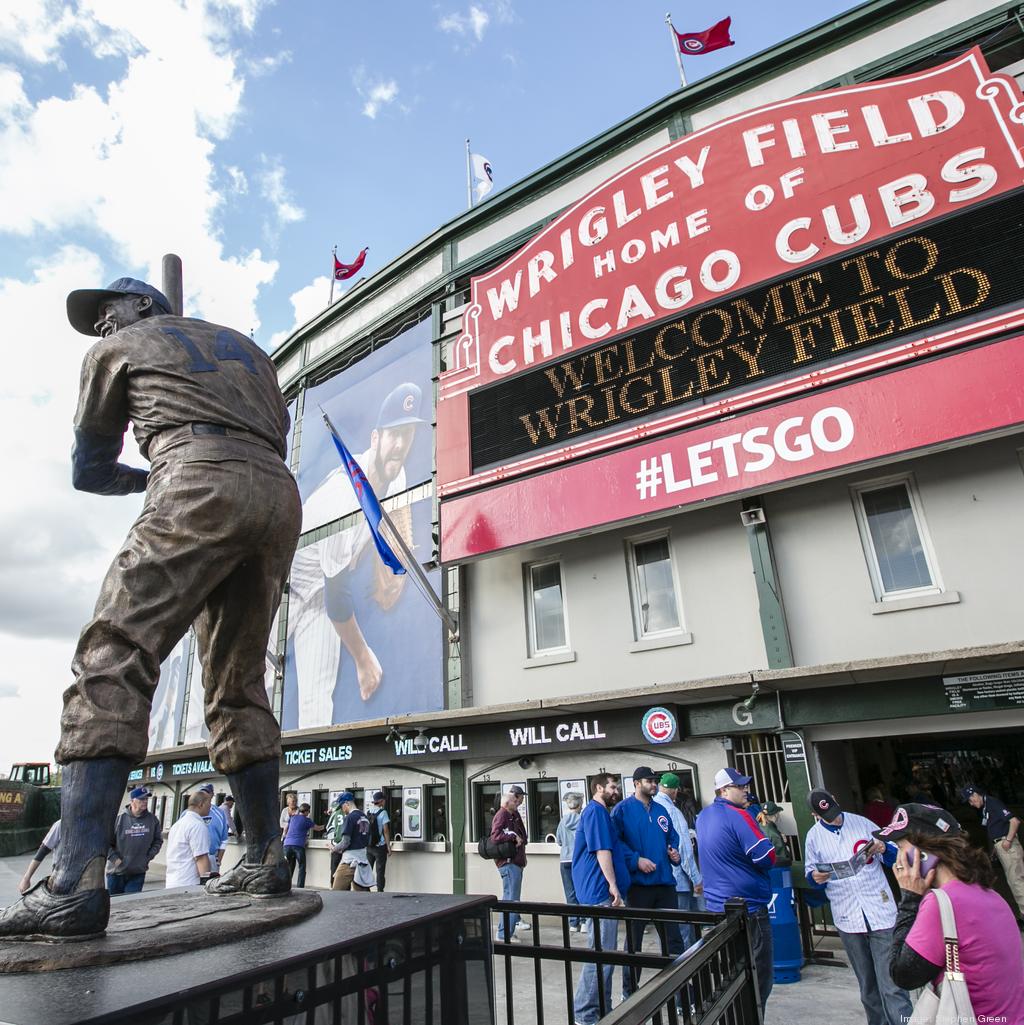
left=258, top=155, right=304, bottom=227
left=247, top=49, right=292, bottom=76
left=225, top=164, right=248, bottom=194
left=361, top=79, right=399, bottom=120
left=439, top=5, right=490, bottom=42
left=268, top=274, right=331, bottom=351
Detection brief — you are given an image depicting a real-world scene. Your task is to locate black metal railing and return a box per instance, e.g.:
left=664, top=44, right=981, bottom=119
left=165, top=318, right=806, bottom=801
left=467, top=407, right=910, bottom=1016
left=490, top=898, right=761, bottom=1025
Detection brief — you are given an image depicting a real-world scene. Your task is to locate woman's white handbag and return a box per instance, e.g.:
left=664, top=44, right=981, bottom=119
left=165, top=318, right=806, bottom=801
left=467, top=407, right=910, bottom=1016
left=907, top=887, right=977, bottom=1025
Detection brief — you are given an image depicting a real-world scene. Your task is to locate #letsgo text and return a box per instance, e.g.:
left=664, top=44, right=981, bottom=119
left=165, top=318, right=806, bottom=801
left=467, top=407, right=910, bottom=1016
left=635, top=405, right=854, bottom=500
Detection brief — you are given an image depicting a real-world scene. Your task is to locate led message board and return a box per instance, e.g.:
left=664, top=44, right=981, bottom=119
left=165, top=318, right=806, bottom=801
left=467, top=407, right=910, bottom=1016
left=469, top=188, right=1024, bottom=469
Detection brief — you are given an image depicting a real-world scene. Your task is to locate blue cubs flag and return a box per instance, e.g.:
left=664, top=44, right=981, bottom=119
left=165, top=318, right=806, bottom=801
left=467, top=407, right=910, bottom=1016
left=326, top=422, right=406, bottom=576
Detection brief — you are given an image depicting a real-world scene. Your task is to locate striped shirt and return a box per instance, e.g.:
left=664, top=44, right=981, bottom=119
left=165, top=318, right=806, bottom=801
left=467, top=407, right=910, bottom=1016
left=804, top=812, right=897, bottom=934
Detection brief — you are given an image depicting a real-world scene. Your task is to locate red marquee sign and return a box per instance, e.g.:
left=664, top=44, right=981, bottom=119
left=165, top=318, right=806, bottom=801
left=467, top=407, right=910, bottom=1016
left=438, top=50, right=1024, bottom=559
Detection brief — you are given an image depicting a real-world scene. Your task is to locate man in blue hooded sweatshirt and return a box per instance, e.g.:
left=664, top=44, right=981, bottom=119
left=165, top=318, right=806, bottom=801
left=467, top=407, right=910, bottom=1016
left=612, top=765, right=681, bottom=997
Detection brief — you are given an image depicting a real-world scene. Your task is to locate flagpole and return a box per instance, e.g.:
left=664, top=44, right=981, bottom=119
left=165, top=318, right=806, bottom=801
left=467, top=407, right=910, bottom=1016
left=319, top=409, right=459, bottom=640
left=665, top=12, right=687, bottom=88
left=329, top=244, right=337, bottom=305
left=465, top=138, right=474, bottom=210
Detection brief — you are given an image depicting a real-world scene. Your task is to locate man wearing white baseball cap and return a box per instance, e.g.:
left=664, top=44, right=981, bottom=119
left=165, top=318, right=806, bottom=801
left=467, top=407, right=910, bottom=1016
left=696, top=767, right=776, bottom=1014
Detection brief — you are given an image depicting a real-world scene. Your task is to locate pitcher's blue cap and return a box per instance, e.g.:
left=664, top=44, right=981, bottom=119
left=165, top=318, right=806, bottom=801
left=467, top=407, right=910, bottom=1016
left=67, top=277, right=173, bottom=336
left=376, top=383, right=425, bottom=429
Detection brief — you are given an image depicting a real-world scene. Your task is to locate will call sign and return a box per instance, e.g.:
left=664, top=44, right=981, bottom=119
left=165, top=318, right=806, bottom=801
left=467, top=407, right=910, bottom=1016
left=438, top=50, right=1024, bottom=514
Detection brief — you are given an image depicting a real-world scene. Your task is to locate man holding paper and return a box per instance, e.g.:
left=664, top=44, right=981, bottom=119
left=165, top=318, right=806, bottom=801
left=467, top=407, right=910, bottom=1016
left=804, top=789, right=912, bottom=1025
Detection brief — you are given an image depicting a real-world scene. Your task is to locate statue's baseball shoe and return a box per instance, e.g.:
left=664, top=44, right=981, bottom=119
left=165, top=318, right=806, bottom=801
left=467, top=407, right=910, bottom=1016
left=0, top=878, right=109, bottom=940
left=206, top=858, right=291, bottom=897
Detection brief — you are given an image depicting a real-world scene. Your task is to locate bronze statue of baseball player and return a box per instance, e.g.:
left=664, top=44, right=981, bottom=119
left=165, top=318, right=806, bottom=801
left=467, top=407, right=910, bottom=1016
left=0, top=278, right=301, bottom=939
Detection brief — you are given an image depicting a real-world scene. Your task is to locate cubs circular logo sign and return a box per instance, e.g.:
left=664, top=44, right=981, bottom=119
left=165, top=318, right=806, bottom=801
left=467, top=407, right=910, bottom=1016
left=681, top=38, right=705, bottom=53
left=641, top=706, right=677, bottom=744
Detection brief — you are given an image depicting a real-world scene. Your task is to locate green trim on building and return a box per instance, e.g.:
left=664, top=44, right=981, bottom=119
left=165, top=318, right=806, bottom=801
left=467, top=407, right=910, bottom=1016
left=451, top=759, right=467, bottom=895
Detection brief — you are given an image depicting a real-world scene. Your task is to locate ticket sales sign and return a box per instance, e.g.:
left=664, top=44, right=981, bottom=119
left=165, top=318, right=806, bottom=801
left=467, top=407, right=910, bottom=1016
left=436, top=50, right=1024, bottom=559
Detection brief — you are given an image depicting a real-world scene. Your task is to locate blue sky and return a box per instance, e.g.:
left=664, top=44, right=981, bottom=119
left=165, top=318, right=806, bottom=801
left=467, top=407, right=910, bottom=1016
left=0, top=0, right=862, bottom=763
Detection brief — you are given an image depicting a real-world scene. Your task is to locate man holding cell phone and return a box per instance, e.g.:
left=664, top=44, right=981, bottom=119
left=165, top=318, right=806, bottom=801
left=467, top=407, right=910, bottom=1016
left=804, top=788, right=913, bottom=1025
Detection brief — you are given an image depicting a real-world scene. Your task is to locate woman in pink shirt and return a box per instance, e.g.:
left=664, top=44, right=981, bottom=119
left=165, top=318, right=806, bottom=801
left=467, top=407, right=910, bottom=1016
left=875, top=802, right=1024, bottom=1025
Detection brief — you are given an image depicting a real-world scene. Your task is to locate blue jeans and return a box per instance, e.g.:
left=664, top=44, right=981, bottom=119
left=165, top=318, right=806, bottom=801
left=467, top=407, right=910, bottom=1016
left=559, top=862, right=582, bottom=926
left=573, top=904, right=619, bottom=1024
left=284, top=844, right=307, bottom=888
left=839, top=927, right=913, bottom=1025
left=106, top=872, right=145, bottom=894
left=496, top=863, right=523, bottom=939
left=750, top=908, right=774, bottom=1014
left=675, top=889, right=698, bottom=951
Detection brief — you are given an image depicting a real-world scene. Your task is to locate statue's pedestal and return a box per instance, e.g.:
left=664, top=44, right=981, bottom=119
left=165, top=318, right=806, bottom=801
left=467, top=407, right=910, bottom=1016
left=0, top=890, right=495, bottom=1025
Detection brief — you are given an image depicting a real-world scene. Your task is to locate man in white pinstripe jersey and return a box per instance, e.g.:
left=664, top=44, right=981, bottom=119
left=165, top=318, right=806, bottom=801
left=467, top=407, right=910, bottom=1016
left=804, top=789, right=913, bottom=1025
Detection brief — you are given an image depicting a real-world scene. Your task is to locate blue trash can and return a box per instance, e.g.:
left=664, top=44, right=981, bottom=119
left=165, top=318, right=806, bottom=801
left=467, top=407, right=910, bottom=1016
left=768, top=866, right=802, bottom=984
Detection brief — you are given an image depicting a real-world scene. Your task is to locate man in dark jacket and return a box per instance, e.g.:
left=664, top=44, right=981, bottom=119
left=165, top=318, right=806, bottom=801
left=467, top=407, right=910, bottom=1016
left=106, top=787, right=163, bottom=894
left=612, top=766, right=682, bottom=996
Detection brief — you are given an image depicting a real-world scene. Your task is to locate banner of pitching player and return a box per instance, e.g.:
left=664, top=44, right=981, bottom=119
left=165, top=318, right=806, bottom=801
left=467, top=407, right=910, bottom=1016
left=283, top=317, right=442, bottom=729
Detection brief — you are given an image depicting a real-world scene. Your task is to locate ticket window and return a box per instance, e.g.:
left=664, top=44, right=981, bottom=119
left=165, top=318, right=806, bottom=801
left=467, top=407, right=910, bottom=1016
left=529, top=779, right=560, bottom=842
left=311, top=790, right=330, bottom=828
left=385, top=787, right=403, bottom=838
left=425, top=784, right=448, bottom=841
left=473, top=782, right=502, bottom=837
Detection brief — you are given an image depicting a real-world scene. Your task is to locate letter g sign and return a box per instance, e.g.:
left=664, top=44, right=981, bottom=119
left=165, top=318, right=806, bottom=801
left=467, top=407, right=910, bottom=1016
left=732, top=702, right=753, bottom=727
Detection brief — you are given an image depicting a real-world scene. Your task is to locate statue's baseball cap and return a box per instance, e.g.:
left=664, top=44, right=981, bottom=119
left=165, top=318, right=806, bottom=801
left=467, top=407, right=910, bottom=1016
left=67, top=277, right=173, bottom=336
left=713, top=767, right=752, bottom=789
left=376, top=382, right=425, bottom=429
left=872, top=803, right=962, bottom=843
left=807, top=788, right=841, bottom=822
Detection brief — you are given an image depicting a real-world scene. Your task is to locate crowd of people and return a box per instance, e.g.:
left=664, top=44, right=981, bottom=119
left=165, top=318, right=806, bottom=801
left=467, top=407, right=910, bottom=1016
left=488, top=768, right=1024, bottom=1025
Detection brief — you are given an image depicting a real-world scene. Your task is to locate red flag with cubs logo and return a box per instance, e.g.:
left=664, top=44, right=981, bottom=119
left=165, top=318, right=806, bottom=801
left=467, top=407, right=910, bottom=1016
left=334, top=247, right=368, bottom=281
left=675, top=16, right=733, bottom=56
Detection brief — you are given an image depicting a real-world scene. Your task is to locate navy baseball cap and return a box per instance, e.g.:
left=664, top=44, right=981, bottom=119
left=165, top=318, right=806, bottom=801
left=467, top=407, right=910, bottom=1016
left=713, top=767, right=752, bottom=789
left=338, top=791, right=355, bottom=805
left=376, top=383, right=425, bottom=429
left=372, top=791, right=385, bottom=802
left=959, top=785, right=979, bottom=801
left=807, top=788, right=841, bottom=822
left=872, top=803, right=962, bottom=843
left=67, top=276, right=173, bottom=336
left=632, top=765, right=658, bottom=781
left=129, top=786, right=151, bottom=800
left=198, top=783, right=215, bottom=794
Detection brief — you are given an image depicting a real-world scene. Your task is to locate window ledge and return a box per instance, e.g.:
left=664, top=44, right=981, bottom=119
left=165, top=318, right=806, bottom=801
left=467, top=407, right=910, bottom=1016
left=629, top=632, right=694, bottom=653
left=870, top=590, right=960, bottom=615
left=522, top=650, right=577, bottom=669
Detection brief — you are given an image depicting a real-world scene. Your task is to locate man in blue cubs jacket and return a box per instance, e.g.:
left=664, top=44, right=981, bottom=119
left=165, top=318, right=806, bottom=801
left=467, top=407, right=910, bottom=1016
left=696, top=767, right=776, bottom=1014
left=612, top=765, right=682, bottom=997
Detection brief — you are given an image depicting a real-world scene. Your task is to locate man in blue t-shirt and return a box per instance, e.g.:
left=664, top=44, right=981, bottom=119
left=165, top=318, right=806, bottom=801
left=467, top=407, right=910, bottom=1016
left=282, top=802, right=322, bottom=888
left=612, top=765, right=682, bottom=998
left=696, top=767, right=776, bottom=1014
left=571, top=773, right=631, bottom=1025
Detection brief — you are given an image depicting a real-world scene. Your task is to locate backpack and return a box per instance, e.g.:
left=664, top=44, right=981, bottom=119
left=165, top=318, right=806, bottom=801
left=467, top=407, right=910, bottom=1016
left=477, top=835, right=517, bottom=861
left=368, top=808, right=382, bottom=847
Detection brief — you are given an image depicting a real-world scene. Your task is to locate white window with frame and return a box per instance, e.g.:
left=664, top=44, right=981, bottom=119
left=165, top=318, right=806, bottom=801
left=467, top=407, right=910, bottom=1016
left=851, top=475, right=942, bottom=602
left=626, top=533, right=684, bottom=639
left=525, top=560, right=570, bottom=657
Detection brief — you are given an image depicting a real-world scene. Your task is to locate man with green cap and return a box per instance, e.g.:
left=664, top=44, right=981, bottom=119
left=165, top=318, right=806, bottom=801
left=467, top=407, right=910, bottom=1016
left=0, top=277, right=300, bottom=940
left=654, top=772, right=703, bottom=949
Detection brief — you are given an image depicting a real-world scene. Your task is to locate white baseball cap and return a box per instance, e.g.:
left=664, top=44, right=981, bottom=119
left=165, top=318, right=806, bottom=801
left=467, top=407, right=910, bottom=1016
left=714, top=767, right=752, bottom=789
